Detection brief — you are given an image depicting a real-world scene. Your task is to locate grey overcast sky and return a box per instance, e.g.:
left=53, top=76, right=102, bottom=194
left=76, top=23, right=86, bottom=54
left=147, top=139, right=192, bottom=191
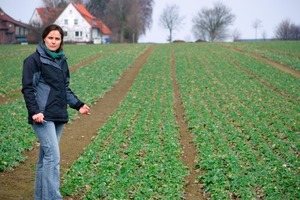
left=0, top=0, right=299, bottom=43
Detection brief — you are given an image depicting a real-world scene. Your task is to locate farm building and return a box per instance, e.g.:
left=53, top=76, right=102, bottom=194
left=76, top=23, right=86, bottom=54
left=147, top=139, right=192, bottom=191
left=30, top=3, right=112, bottom=44
left=55, top=3, right=112, bottom=44
left=0, top=7, right=32, bottom=44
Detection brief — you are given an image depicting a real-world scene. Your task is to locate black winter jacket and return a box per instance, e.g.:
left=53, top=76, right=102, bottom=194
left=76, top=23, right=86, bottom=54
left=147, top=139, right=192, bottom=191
left=22, top=44, right=84, bottom=124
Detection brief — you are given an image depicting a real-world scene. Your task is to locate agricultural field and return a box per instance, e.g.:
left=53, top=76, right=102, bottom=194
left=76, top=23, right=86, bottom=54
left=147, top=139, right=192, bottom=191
left=221, top=41, right=300, bottom=71
left=0, top=41, right=299, bottom=199
left=0, top=43, right=149, bottom=171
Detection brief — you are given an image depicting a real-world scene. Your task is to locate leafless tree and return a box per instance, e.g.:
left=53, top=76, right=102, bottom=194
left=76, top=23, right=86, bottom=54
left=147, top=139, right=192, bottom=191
left=105, top=0, right=132, bottom=43
left=136, top=0, right=154, bottom=37
left=126, top=0, right=153, bottom=43
left=261, top=30, right=267, bottom=40
left=159, top=4, right=184, bottom=43
left=192, top=2, right=235, bottom=42
left=232, top=28, right=241, bottom=41
left=86, top=0, right=109, bottom=18
left=86, top=0, right=153, bottom=43
left=275, top=19, right=300, bottom=40
left=126, top=0, right=142, bottom=43
left=42, top=0, right=80, bottom=8
left=42, top=0, right=59, bottom=8
left=252, top=19, right=262, bottom=40
left=275, top=19, right=291, bottom=40
left=289, top=23, right=300, bottom=40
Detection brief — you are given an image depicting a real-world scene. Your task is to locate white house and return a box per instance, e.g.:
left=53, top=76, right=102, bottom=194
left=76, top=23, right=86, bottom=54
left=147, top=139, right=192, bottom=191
left=54, top=3, right=112, bottom=44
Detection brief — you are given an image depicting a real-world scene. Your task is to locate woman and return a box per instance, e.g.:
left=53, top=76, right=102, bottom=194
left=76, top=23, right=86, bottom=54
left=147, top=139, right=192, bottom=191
left=22, top=24, right=90, bottom=199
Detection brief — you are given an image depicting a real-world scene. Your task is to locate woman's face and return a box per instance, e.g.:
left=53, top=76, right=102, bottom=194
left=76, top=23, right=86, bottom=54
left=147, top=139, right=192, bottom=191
left=44, top=30, right=62, bottom=52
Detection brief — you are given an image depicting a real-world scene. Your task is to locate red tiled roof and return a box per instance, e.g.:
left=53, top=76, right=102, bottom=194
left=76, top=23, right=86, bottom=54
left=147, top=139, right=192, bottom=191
left=73, top=3, right=95, bottom=19
left=36, top=7, right=64, bottom=25
left=0, top=7, right=31, bottom=29
left=73, top=3, right=112, bottom=35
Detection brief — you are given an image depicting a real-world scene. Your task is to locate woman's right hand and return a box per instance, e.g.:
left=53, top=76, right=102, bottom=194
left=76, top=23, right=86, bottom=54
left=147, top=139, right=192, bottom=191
left=79, top=104, right=91, bottom=115
left=32, top=113, right=45, bottom=123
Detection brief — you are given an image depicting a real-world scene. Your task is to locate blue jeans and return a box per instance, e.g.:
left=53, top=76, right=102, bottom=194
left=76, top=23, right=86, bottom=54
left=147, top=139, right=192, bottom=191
left=32, top=121, right=64, bottom=200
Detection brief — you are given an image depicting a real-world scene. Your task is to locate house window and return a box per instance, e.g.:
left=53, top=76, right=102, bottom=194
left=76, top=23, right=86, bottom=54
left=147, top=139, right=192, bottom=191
left=74, top=19, right=78, bottom=25
left=15, top=26, right=20, bottom=35
left=64, top=19, right=68, bottom=25
left=64, top=31, right=68, bottom=37
left=75, top=31, right=82, bottom=37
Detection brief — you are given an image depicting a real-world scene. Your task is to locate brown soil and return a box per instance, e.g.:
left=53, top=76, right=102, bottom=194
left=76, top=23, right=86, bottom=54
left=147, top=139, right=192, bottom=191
left=0, top=89, right=22, bottom=105
left=171, top=48, right=205, bottom=199
left=0, top=45, right=205, bottom=199
left=0, top=50, right=115, bottom=105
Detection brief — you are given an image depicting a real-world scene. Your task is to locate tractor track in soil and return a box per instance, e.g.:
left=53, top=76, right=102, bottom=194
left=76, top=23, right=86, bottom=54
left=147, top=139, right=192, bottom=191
left=0, top=45, right=205, bottom=200
left=171, top=48, right=205, bottom=200
left=0, top=50, right=115, bottom=106
left=220, top=46, right=300, bottom=102
left=225, top=46, right=300, bottom=78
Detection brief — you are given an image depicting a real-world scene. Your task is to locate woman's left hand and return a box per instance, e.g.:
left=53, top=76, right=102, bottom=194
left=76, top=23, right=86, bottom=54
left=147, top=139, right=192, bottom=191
left=79, top=104, right=91, bottom=115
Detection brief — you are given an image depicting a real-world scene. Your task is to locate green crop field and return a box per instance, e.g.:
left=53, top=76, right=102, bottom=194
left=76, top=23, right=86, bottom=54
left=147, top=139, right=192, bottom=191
left=0, top=41, right=299, bottom=199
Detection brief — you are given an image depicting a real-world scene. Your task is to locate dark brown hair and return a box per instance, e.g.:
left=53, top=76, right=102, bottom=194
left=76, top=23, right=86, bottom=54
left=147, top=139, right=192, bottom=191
left=42, top=24, right=64, bottom=51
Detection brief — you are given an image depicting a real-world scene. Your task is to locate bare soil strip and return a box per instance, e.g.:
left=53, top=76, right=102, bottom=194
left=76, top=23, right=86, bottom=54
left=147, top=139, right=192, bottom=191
left=171, top=49, right=206, bottom=200
left=0, top=46, right=154, bottom=199
left=222, top=49, right=300, bottom=102
left=228, top=47, right=300, bottom=78
left=251, top=53, right=300, bottom=78
left=0, top=89, right=21, bottom=105
left=0, top=50, right=115, bottom=106
left=235, top=62, right=299, bottom=102
left=0, top=44, right=206, bottom=199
